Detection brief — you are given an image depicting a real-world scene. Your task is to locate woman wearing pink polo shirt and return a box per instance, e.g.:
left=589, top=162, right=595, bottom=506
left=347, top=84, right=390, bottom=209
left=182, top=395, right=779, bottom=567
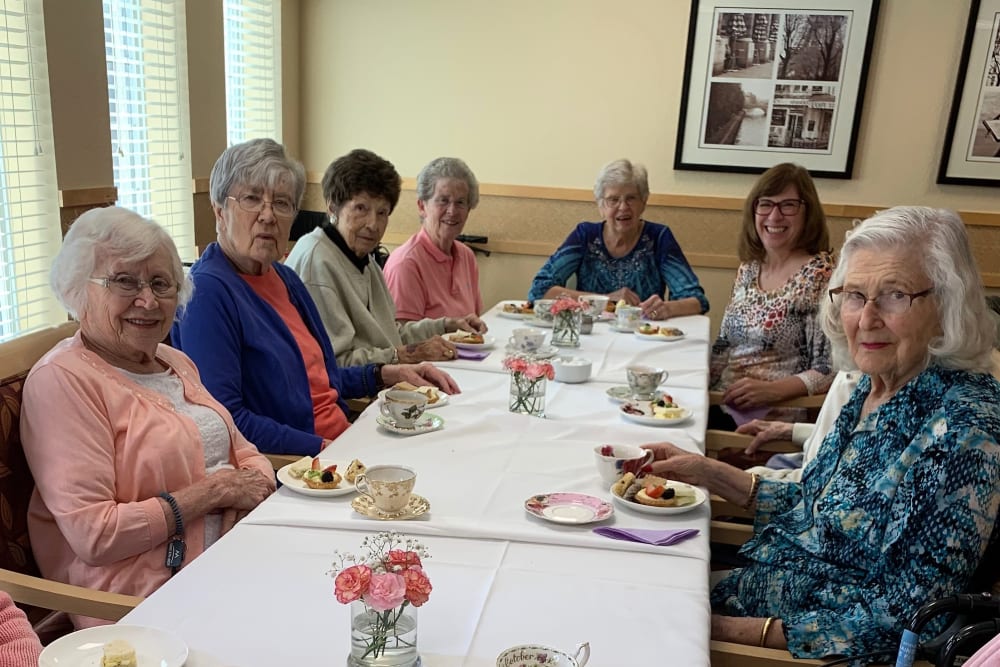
left=384, top=157, right=484, bottom=321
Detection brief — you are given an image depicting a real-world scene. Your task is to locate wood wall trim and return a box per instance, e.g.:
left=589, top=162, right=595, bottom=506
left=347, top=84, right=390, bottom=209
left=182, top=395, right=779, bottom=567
left=193, top=177, right=210, bottom=194
left=58, top=187, right=117, bottom=208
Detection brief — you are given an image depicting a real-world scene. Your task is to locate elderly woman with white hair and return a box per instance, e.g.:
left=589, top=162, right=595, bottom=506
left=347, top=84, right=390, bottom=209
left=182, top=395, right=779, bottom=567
left=21, top=207, right=274, bottom=628
left=642, top=206, right=1000, bottom=661
left=383, top=157, right=484, bottom=321
left=527, top=159, right=708, bottom=319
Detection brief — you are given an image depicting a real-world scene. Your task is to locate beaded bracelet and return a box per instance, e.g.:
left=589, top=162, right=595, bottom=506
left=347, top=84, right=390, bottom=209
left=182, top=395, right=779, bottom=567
left=159, top=492, right=186, bottom=575
left=743, top=472, right=761, bottom=509
left=760, top=616, right=776, bottom=647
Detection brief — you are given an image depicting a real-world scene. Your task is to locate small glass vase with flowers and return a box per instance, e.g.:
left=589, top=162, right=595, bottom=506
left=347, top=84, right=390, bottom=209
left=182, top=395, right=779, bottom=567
left=503, top=353, right=554, bottom=417
left=550, top=296, right=585, bottom=347
left=331, top=531, right=431, bottom=667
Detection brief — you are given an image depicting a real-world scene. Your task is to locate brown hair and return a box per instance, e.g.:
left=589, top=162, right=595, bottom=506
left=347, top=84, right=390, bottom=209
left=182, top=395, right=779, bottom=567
left=322, top=149, right=402, bottom=215
left=738, top=163, right=830, bottom=262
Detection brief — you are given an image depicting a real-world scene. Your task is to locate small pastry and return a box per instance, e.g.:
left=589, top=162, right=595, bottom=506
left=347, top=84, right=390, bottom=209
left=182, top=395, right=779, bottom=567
left=101, top=640, right=137, bottom=667
left=345, top=459, right=366, bottom=484
left=611, top=472, right=635, bottom=497
left=303, top=465, right=342, bottom=489
left=287, top=455, right=314, bottom=479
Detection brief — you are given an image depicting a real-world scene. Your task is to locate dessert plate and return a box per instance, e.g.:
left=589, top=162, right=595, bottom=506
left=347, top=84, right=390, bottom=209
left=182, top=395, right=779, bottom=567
left=619, top=403, right=692, bottom=426
left=610, top=481, right=706, bottom=516
left=40, top=624, right=188, bottom=667
left=522, top=316, right=553, bottom=328
left=352, top=493, right=430, bottom=520
left=377, top=387, right=450, bottom=407
left=609, top=323, right=636, bottom=333
left=523, top=492, right=613, bottom=525
left=504, top=343, right=558, bottom=359
left=376, top=413, right=444, bottom=435
left=276, top=460, right=356, bottom=497
left=634, top=329, right=685, bottom=342
left=445, top=333, right=497, bottom=350
left=497, top=300, right=534, bottom=319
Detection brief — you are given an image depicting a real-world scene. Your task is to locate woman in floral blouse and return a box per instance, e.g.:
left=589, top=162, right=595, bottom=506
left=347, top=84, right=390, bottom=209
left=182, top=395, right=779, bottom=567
left=645, top=206, right=1000, bottom=661
left=710, top=163, right=834, bottom=428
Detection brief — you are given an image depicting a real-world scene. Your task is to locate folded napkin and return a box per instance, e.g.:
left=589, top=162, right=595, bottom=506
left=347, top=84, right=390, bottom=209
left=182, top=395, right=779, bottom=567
left=456, top=348, right=490, bottom=361
left=721, top=403, right=770, bottom=426
left=592, top=526, right=700, bottom=546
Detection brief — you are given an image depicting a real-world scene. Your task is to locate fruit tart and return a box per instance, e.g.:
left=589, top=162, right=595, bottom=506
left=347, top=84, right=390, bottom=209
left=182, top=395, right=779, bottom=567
left=302, top=459, right=342, bottom=489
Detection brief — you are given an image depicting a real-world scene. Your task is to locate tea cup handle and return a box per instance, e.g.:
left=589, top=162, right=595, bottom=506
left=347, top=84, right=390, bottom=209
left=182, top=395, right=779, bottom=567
left=572, top=642, right=590, bottom=666
left=354, top=474, right=372, bottom=500
left=640, top=449, right=655, bottom=469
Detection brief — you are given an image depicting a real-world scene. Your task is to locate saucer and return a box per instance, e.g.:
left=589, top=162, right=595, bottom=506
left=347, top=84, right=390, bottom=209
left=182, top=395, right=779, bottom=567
left=504, top=343, right=558, bottom=359
left=606, top=386, right=659, bottom=403
left=522, top=317, right=553, bottom=328
left=609, top=323, right=636, bottom=333
left=352, top=493, right=431, bottom=520
left=376, top=413, right=444, bottom=435
left=377, top=387, right=450, bottom=407
left=524, top=492, right=613, bottom=525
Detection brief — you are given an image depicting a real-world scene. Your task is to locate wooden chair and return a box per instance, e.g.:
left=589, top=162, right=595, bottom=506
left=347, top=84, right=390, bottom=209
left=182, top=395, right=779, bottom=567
left=708, top=391, right=828, bottom=411
left=0, top=322, right=142, bottom=630
left=264, top=453, right=300, bottom=471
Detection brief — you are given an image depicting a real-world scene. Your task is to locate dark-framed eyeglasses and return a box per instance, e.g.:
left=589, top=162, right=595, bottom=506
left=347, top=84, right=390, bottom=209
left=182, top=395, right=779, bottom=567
left=753, top=198, right=804, bottom=216
left=89, top=275, right=179, bottom=298
left=828, top=286, right=933, bottom=316
left=227, top=193, right=296, bottom=218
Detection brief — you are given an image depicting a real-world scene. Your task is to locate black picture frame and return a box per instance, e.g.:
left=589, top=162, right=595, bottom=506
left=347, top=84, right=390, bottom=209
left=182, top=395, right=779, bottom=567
left=674, top=0, right=881, bottom=179
left=938, top=0, right=1000, bottom=186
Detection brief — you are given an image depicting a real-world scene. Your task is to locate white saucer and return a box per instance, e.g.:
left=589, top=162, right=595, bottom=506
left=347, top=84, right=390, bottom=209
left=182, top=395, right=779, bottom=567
left=619, top=403, right=693, bottom=426
left=276, top=459, right=356, bottom=497
left=352, top=493, right=430, bottom=520
left=524, top=492, right=613, bottom=525
left=504, top=343, right=559, bottom=359
left=523, top=317, right=553, bottom=328
left=376, top=412, right=444, bottom=435
left=40, top=625, right=188, bottom=667
left=609, top=323, right=636, bottom=333
left=606, top=386, right=661, bottom=403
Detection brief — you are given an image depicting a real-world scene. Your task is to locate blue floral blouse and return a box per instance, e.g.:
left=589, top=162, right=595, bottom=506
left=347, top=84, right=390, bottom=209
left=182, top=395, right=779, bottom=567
left=712, top=366, right=1000, bottom=659
left=526, top=221, right=709, bottom=312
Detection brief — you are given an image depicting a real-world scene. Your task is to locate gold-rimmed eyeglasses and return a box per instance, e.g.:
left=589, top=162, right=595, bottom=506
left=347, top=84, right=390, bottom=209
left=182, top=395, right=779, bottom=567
left=828, top=286, right=933, bottom=316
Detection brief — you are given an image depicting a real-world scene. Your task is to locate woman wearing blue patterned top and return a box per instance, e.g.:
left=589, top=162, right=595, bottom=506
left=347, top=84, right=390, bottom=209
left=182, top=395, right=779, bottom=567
left=527, top=160, right=708, bottom=321
left=643, top=207, right=1000, bottom=661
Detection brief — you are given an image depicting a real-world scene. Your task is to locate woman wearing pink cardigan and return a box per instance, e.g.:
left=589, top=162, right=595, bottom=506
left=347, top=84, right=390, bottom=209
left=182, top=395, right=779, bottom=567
left=0, top=592, right=40, bottom=666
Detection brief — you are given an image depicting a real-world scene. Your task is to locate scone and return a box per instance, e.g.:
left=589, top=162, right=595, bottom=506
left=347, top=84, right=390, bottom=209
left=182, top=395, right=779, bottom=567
left=611, top=472, right=635, bottom=497
left=102, top=639, right=137, bottom=667
left=345, top=459, right=366, bottom=484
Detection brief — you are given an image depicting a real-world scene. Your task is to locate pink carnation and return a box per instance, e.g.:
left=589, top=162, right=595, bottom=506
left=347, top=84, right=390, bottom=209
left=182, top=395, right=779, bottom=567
left=334, top=564, right=372, bottom=604
left=523, top=361, right=554, bottom=380
left=363, top=572, right=407, bottom=611
left=386, top=550, right=422, bottom=572
left=503, top=356, right=528, bottom=373
left=550, top=297, right=584, bottom=314
left=402, top=566, right=433, bottom=607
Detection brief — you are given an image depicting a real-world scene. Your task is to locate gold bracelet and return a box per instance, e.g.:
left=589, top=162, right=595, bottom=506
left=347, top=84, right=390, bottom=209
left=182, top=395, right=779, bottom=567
left=760, top=616, right=776, bottom=647
left=743, top=472, right=760, bottom=509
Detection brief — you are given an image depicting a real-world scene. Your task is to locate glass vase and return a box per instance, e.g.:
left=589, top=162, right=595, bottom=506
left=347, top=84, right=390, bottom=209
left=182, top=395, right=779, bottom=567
left=348, top=600, right=420, bottom=667
left=551, top=310, right=582, bottom=347
left=508, top=372, right=546, bottom=417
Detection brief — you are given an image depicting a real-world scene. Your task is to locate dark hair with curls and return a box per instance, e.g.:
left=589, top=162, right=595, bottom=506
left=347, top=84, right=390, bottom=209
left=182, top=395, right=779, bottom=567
left=738, top=163, right=830, bottom=263
left=321, top=149, right=402, bottom=216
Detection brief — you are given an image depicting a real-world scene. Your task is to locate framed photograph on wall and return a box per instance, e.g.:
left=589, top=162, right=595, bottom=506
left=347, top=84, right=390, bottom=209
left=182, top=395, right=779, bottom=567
left=674, top=0, right=880, bottom=179
left=938, top=0, right=1000, bottom=186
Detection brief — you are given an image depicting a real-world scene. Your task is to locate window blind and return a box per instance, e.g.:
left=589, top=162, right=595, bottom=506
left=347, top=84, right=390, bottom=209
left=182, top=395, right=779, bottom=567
left=103, top=0, right=195, bottom=262
left=223, top=0, right=281, bottom=144
left=0, top=0, right=65, bottom=341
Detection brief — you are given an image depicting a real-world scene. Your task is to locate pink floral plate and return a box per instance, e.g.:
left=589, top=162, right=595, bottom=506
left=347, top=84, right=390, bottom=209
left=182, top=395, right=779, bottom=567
left=523, top=492, right=613, bottom=525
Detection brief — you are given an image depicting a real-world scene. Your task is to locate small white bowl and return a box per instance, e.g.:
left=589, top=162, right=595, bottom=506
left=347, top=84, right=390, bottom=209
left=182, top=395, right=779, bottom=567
left=552, top=356, right=592, bottom=383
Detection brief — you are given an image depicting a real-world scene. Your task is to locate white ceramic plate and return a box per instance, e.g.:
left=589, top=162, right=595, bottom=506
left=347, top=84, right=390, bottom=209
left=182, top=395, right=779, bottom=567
left=496, top=300, right=534, bottom=319
left=276, top=459, right=356, bottom=497
left=524, top=492, right=613, bottom=525
left=504, top=343, right=558, bottom=359
left=39, top=624, right=188, bottom=667
left=377, top=387, right=450, bottom=407
left=609, top=323, right=636, bottom=333
left=634, top=329, right=685, bottom=342
left=445, top=332, right=497, bottom=350
left=522, top=316, right=553, bottom=328
left=610, top=481, right=706, bottom=515
left=606, top=386, right=669, bottom=403
left=376, top=412, right=445, bottom=435
left=619, top=403, right=693, bottom=426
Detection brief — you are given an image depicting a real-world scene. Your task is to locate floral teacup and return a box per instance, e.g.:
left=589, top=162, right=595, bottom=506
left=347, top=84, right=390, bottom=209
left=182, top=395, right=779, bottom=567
left=354, top=465, right=416, bottom=514
left=593, top=444, right=654, bottom=485
left=496, top=642, right=590, bottom=667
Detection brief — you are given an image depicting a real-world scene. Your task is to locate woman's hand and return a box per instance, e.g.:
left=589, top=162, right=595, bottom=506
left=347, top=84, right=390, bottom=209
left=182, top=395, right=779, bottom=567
left=639, top=295, right=670, bottom=320
left=712, top=615, right=785, bottom=649
left=383, top=362, right=461, bottom=395
left=736, top=419, right=795, bottom=454
left=397, top=337, right=459, bottom=363
left=722, top=378, right=786, bottom=409
left=607, top=287, right=640, bottom=306
left=444, top=314, right=487, bottom=334
left=213, top=468, right=274, bottom=510
left=642, top=441, right=708, bottom=487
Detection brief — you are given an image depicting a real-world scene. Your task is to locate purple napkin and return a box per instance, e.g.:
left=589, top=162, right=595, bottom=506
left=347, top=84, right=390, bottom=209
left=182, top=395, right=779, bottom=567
left=721, top=403, right=770, bottom=426
left=592, top=526, right=700, bottom=546
left=456, top=348, right=490, bottom=361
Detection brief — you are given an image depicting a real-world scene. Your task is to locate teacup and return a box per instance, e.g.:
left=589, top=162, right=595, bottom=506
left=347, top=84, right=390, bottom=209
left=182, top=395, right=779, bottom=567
left=594, top=444, right=654, bottom=485
left=533, top=299, right=555, bottom=323
left=616, top=305, right=642, bottom=330
left=354, top=465, right=417, bottom=514
left=509, top=327, right=546, bottom=353
left=380, top=389, right=428, bottom=427
left=578, top=294, right=609, bottom=318
left=626, top=364, right=668, bottom=399
left=496, top=643, right=590, bottom=667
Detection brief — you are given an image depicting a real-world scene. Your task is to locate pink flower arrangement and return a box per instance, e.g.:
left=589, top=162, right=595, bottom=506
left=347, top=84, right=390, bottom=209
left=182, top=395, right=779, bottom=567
left=502, top=354, right=555, bottom=380
left=550, top=296, right=585, bottom=314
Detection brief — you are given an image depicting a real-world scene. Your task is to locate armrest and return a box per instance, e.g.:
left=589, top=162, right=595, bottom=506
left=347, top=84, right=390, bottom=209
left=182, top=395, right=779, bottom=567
left=708, top=391, right=827, bottom=409
left=706, top=430, right=800, bottom=455
left=264, top=453, right=302, bottom=471
left=0, top=568, right=142, bottom=622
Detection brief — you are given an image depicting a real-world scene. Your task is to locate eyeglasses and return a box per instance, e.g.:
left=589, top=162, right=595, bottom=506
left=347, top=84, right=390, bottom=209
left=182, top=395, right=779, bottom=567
left=753, top=198, right=804, bottom=216
left=601, top=194, right=642, bottom=208
left=89, top=275, right=179, bottom=298
left=429, top=196, right=469, bottom=211
left=227, top=193, right=296, bottom=218
left=828, top=286, right=933, bottom=316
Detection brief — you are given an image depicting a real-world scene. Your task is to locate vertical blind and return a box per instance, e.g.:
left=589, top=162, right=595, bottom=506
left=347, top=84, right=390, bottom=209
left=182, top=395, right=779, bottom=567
left=103, top=0, right=195, bottom=261
left=0, top=0, right=65, bottom=341
left=223, top=0, right=281, bottom=144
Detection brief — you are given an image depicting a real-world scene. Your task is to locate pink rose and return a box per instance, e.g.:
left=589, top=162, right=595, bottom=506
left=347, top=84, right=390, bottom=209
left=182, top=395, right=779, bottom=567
left=402, top=566, right=432, bottom=607
left=386, top=550, right=422, bottom=572
left=363, top=572, right=407, bottom=611
left=334, top=564, right=372, bottom=604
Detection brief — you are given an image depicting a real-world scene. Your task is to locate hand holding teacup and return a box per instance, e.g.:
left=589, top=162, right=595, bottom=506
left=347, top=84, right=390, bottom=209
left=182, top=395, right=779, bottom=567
left=594, top=444, right=654, bottom=485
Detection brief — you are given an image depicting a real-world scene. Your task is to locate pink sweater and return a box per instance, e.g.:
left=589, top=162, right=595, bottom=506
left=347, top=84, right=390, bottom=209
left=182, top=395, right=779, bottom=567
left=0, top=592, right=40, bottom=666
left=21, top=334, right=272, bottom=627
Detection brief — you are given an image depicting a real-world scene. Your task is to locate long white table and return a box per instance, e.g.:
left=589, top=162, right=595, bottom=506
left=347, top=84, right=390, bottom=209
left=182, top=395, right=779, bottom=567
left=119, top=302, right=714, bottom=666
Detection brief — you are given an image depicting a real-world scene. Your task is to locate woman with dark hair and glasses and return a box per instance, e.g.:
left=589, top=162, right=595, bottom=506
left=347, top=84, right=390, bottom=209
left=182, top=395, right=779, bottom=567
left=709, top=163, right=835, bottom=431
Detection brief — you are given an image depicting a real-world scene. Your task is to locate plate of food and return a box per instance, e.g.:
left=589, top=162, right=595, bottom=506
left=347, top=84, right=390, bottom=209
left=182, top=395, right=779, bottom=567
left=634, top=324, right=685, bottom=341
left=498, top=300, right=534, bottom=319
left=619, top=394, right=692, bottom=426
left=523, top=492, right=613, bottom=525
left=276, top=457, right=365, bottom=497
left=609, top=473, right=706, bottom=515
left=445, top=331, right=496, bottom=349
left=378, top=383, right=449, bottom=407
left=39, top=624, right=189, bottom=667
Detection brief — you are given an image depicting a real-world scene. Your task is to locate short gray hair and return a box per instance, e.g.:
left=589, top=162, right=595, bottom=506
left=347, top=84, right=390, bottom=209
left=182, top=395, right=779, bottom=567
left=415, top=157, right=480, bottom=209
left=50, top=206, right=193, bottom=319
left=822, top=206, right=994, bottom=374
left=209, top=138, right=306, bottom=209
left=593, top=159, right=650, bottom=202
